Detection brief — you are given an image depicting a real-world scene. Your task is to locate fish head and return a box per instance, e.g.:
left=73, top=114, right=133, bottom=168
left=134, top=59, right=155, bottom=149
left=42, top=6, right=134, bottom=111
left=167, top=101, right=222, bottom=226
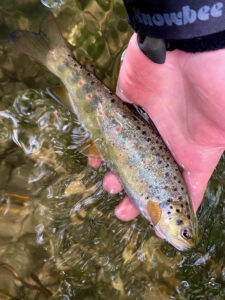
left=147, top=201, right=198, bottom=251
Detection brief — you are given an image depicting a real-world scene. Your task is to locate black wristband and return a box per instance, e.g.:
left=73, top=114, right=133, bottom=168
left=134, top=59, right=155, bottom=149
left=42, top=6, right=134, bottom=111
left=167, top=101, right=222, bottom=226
left=123, top=0, right=225, bottom=40
left=137, top=30, right=225, bottom=64
left=165, top=30, right=225, bottom=52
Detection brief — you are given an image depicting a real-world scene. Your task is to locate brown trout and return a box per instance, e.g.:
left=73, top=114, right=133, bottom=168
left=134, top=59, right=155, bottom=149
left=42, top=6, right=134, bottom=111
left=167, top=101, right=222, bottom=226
left=11, top=13, right=198, bottom=251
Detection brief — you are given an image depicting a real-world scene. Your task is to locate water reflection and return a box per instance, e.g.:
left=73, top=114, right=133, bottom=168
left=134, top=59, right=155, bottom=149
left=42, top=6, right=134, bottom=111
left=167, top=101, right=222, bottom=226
left=0, top=0, right=224, bottom=299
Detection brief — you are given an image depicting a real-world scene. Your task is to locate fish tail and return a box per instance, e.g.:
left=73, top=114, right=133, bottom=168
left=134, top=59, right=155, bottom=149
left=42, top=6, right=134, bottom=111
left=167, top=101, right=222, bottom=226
left=10, top=13, right=70, bottom=68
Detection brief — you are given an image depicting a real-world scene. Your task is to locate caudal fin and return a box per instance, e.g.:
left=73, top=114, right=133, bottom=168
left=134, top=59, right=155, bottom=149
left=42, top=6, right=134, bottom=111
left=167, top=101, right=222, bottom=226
left=10, top=13, right=69, bottom=66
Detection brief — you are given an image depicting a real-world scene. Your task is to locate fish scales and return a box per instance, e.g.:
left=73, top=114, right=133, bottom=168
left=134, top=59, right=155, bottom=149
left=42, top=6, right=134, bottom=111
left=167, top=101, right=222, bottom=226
left=62, top=57, right=187, bottom=213
left=10, top=13, right=198, bottom=251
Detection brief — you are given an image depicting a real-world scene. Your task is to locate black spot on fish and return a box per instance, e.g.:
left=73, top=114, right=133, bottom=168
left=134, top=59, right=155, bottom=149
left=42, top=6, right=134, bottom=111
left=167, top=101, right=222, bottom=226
left=168, top=212, right=171, bottom=214
left=176, top=209, right=180, bottom=213
left=179, top=196, right=183, bottom=200
left=174, top=176, right=177, bottom=180
left=151, top=147, right=155, bottom=151
left=91, top=81, right=94, bottom=85
left=147, top=138, right=151, bottom=142
left=74, top=63, right=77, bottom=67
left=158, top=160, right=162, bottom=164
left=156, top=140, right=159, bottom=144
left=122, top=115, right=127, bottom=118
left=181, top=187, right=184, bottom=191
left=142, top=131, right=146, bottom=135
left=136, top=126, right=141, bottom=130
left=165, top=172, right=169, bottom=177
left=145, top=196, right=149, bottom=200
left=178, top=180, right=181, bottom=183
left=159, top=146, right=163, bottom=150
left=109, top=92, right=113, bottom=95
left=170, top=206, right=173, bottom=209
left=167, top=199, right=171, bottom=202
left=167, top=157, right=170, bottom=160
left=111, top=99, right=115, bottom=103
left=181, top=204, right=184, bottom=208
left=173, top=188, right=177, bottom=191
left=176, top=219, right=183, bottom=225
left=166, top=164, right=169, bottom=167
left=187, top=215, right=190, bottom=219
left=185, top=202, right=188, bottom=206
left=87, top=72, right=90, bottom=76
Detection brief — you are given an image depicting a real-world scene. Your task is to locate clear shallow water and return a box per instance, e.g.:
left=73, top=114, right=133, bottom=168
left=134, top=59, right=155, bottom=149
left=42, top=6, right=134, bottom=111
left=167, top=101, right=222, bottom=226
left=0, top=0, right=224, bottom=299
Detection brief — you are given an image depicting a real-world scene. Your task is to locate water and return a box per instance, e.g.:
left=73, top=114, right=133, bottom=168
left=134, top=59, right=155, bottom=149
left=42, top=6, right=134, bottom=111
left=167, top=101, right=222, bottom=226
left=0, top=0, right=225, bottom=299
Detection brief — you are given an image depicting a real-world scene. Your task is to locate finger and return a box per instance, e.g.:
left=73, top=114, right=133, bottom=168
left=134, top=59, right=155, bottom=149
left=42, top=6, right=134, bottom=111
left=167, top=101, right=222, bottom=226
left=88, top=156, right=103, bottom=168
left=115, top=195, right=140, bottom=221
left=103, top=171, right=123, bottom=194
left=115, top=196, right=165, bottom=239
left=182, top=170, right=212, bottom=213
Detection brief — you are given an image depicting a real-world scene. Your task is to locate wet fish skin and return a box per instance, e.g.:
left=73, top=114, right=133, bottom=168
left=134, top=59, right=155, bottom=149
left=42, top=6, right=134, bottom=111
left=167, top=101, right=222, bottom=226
left=10, top=13, right=198, bottom=251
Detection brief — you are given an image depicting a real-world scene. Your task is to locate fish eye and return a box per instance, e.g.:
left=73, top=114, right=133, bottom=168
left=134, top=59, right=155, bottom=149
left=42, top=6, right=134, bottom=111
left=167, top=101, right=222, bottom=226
left=182, top=228, right=192, bottom=240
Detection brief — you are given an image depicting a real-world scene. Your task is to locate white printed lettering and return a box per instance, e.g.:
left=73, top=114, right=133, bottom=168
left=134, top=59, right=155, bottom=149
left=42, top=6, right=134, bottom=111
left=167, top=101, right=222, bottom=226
left=183, top=6, right=197, bottom=25
left=198, top=6, right=210, bottom=21
left=211, top=2, right=223, bottom=17
left=152, top=14, right=164, bottom=26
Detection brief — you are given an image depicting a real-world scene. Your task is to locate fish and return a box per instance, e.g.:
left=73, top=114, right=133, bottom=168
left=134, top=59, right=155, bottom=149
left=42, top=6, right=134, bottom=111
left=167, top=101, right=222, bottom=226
left=10, top=13, right=198, bottom=251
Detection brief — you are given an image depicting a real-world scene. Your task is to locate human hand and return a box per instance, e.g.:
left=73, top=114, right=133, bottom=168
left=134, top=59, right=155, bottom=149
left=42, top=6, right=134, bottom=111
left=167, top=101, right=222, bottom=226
left=89, top=33, right=225, bottom=223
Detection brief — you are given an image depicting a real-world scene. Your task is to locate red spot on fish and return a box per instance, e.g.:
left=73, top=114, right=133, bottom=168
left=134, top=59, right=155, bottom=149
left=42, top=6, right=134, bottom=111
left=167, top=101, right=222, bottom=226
left=139, top=146, right=143, bottom=150
left=88, top=94, right=92, bottom=98
left=112, top=143, right=115, bottom=146
left=127, top=141, right=132, bottom=146
left=62, top=60, right=65, bottom=64
left=149, top=185, right=152, bottom=188
left=143, top=160, right=146, bottom=164
left=99, top=111, right=103, bottom=115
left=98, top=125, right=101, bottom=128
left=140, top=180, right=144, bottom=183
left=133, top=155, right=136, bottom=158
left=100, top=99, right=103, bottom=103
left=97, top=89, right=102, bottom=93
left=119, top=153, right=122, bottom=157
left=79, top=81, right=83, bottom=86
left=129, top=166, right=132, bottom=169
left=116, top=127, right=120, bottom=132
left=72, top=72, right=74, bottom=76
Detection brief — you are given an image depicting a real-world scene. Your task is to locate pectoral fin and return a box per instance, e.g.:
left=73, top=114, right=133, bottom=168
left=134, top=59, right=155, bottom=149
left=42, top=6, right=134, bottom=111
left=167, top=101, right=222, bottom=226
left=82, top=140, right=103, bottom=160
left=147, top=201, right=162, bottom=226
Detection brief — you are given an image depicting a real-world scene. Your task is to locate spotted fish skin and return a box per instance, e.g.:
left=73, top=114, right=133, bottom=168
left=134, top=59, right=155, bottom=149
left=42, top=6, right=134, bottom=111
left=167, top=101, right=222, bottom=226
left=10, top=13, right=198, bottom=251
